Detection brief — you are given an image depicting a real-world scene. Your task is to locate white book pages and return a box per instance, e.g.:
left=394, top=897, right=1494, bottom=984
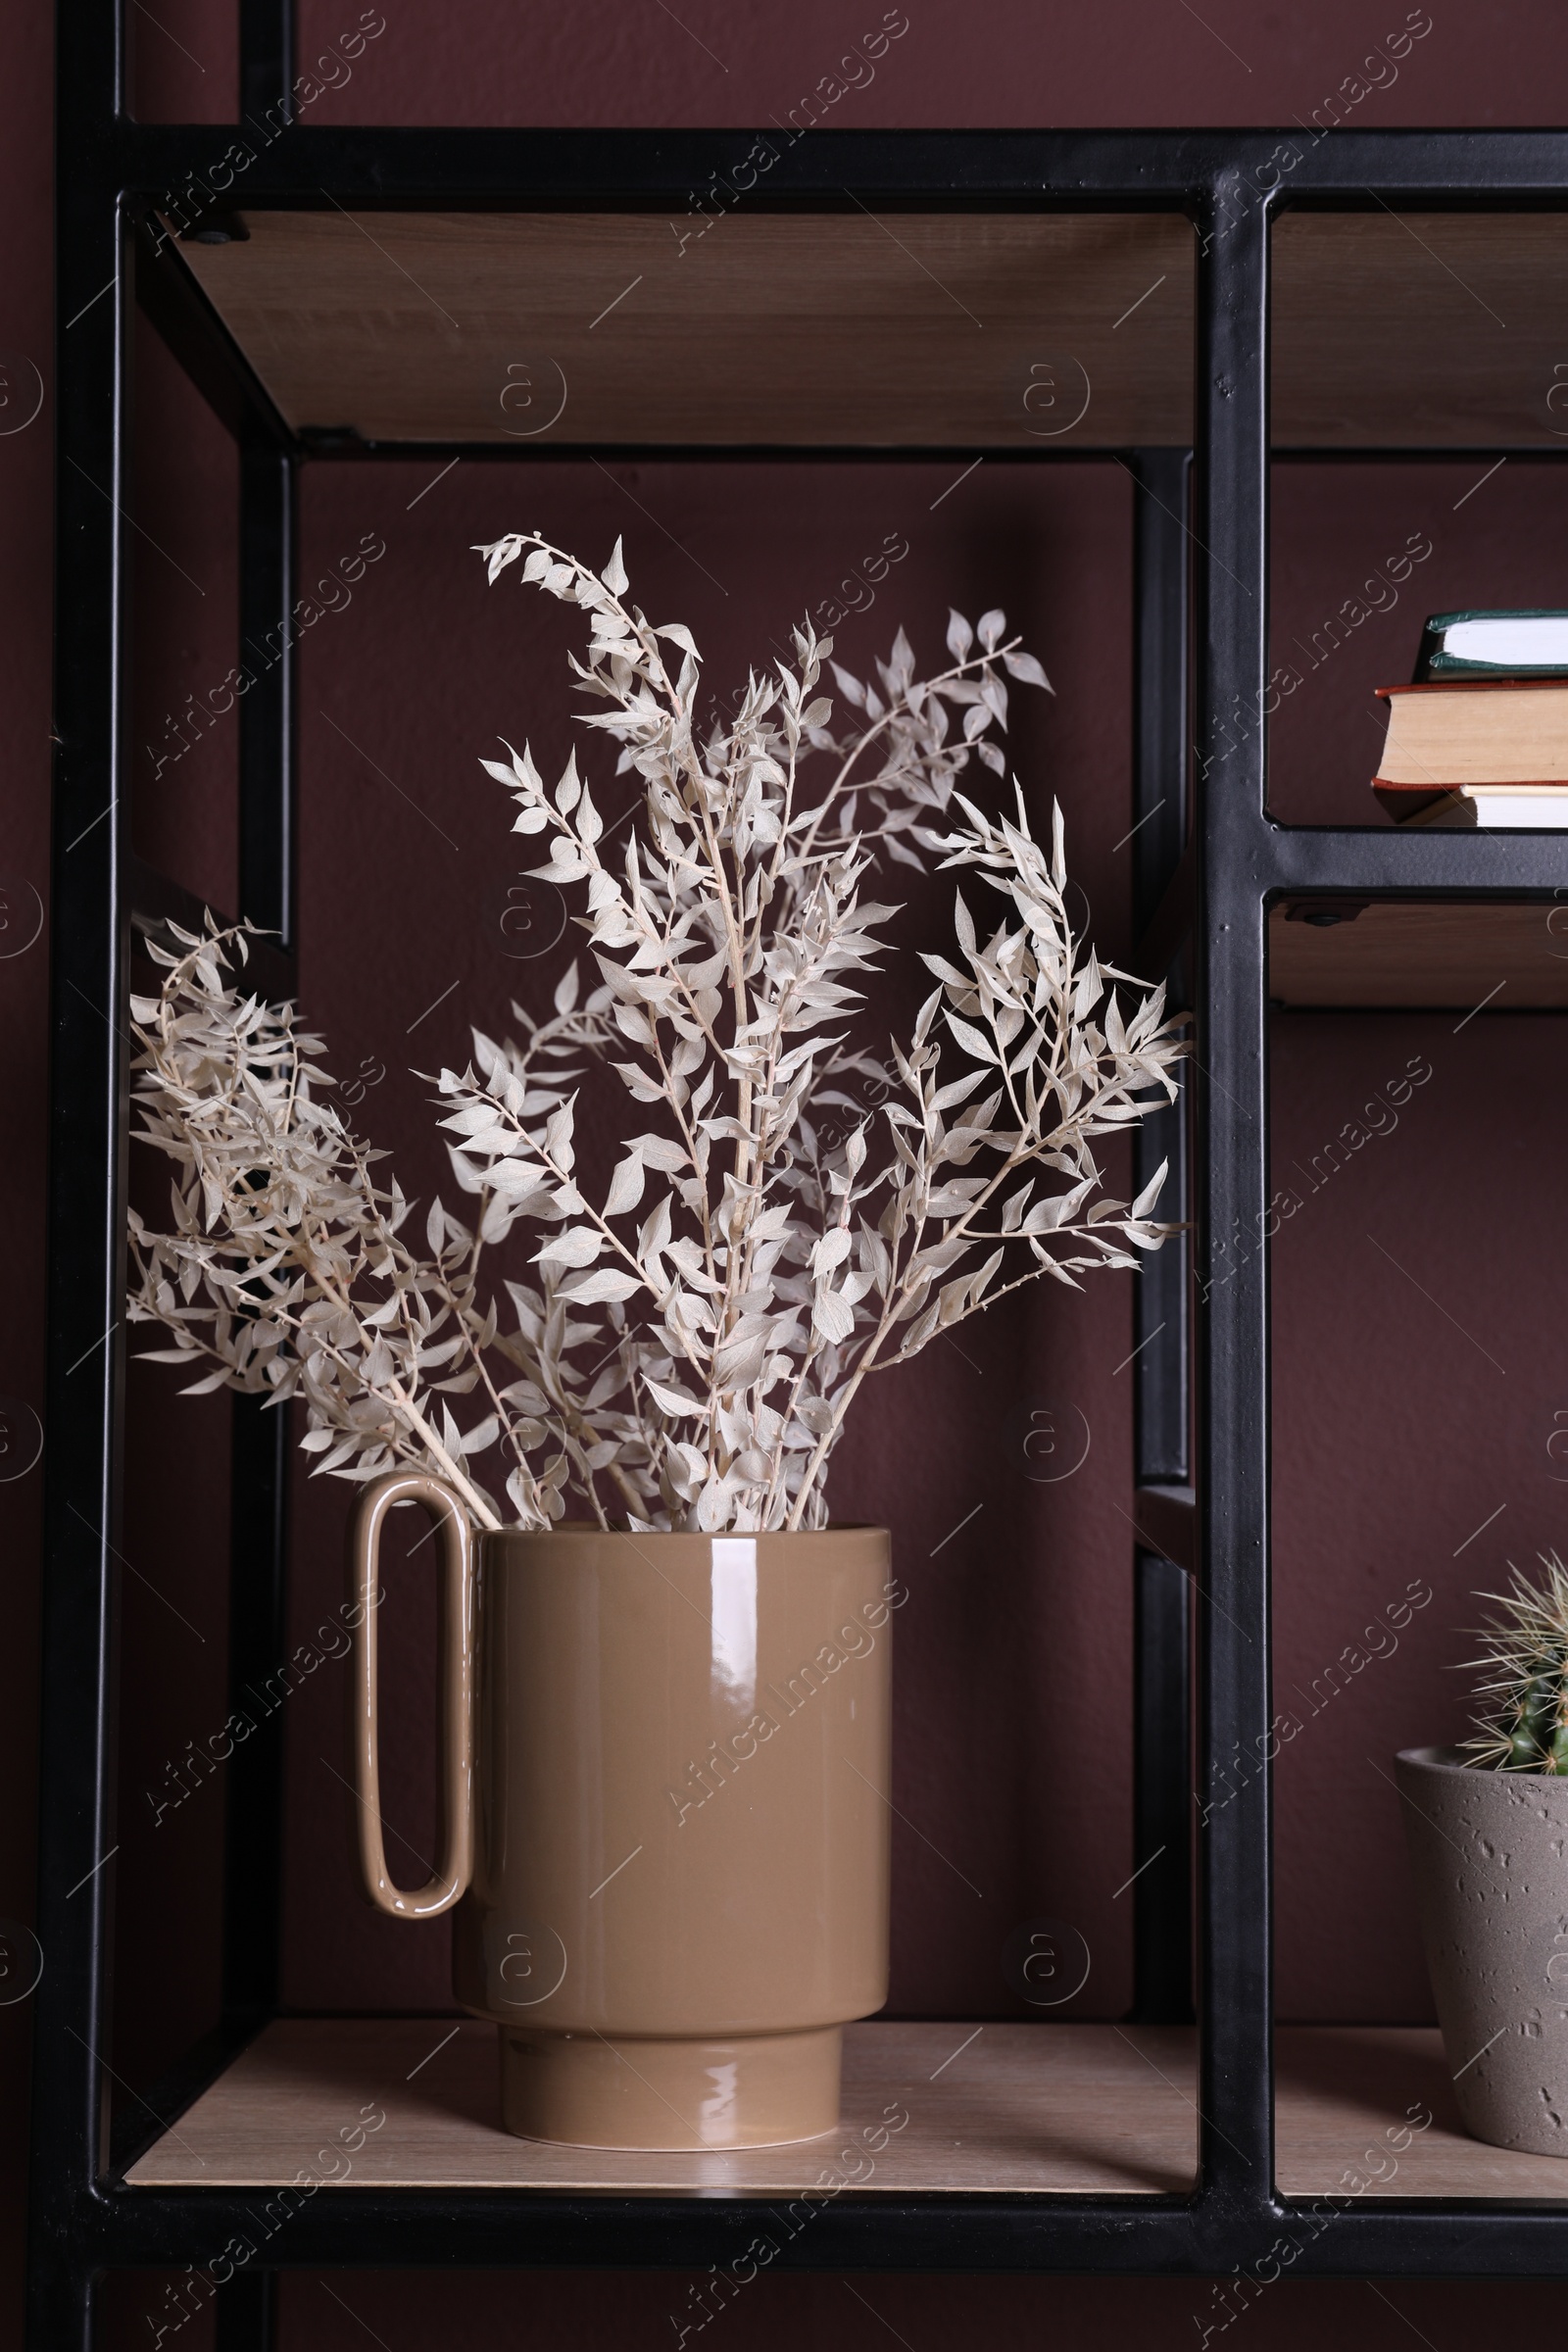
left=1410, top=790, right=1568, bottom=828
left=1442, top=616, right=1568, bottom=667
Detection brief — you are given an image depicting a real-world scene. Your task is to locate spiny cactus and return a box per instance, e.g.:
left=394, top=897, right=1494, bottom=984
left=1459, top=1554, right=1568, bottom=1773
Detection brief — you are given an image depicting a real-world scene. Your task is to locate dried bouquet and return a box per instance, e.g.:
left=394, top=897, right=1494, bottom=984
left=128, top=535, right=1185, bottom=1534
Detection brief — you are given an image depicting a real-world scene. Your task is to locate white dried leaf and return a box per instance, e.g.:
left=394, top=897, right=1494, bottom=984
left=604, top=1153, right=646, bottom=1217
left=811, top=1289, right=855, bottom=1345
left=535, top=1226, right=603, bottom=1269
left=1003, top=647, right=1053, bottom=692
left=558, top=1267, right=643, bottom=1304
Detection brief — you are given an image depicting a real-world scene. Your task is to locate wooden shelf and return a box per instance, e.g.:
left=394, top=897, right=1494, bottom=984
left=174, top=210, right=1192, bottom=449
left=121, top=2019, right=1568, bottom=2200
left=170, top=209, right=1568, bottom=450
left=1276, top=2027, right=1568, bottom=2200
left=1272, top=213, right=1568, bottom=449
left=122, top=2020, right=1198, bottom=2195
left=1269, top=899, right=1568, bottom=1009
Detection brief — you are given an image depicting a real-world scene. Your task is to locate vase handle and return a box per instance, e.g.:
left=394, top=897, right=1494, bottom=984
left=348, top=1470, right=475, bottom=1919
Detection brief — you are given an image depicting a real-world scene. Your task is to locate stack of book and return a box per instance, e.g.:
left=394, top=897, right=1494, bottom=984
left=1373, top=610, right=1568, bottom=829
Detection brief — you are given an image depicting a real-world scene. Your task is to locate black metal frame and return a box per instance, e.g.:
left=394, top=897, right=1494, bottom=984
left=32, top=8, right=1568, bottom=2334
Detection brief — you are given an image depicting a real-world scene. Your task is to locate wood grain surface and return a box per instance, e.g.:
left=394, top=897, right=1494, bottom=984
left=1269, top=900, right=1568, bottom=1009
left=172, top=209, right=1568, bottom=449
left=122, top=2018, right=1568, bottom=2198
left=124, top=2018, right=1198, bottom=2193
left=176, top=210, right=1194, bottom=448
left=1273, top=213, right=1568, bottom=450
left=1275, top=2026, right=1568, bottom=2200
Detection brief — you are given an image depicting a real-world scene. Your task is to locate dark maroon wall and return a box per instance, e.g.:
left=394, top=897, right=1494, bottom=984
left=128, top=317, right=240, bottom=912
left=290, top=1, right=1568, bottom=128
left=17, top=8, right=1568, bottom=2350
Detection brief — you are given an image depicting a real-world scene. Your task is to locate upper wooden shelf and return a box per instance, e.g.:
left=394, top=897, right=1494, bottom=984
left=169, top=209, right=1568, bottom=449
left=174, top=210, right=1188, bottom=448
left=122, top=2018, right=1568, bottom=2201
left=1270, top=900, right=1568, bottom=1010
left=1274, top=213, right=1568, bottom=449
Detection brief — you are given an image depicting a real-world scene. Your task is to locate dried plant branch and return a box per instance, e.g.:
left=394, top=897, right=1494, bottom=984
left=127, top=536, right=1187, bottom=1536
left=126, top=924, right=612, bottom=1529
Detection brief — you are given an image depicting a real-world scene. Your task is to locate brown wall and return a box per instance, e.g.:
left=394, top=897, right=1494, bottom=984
left=16, top=6, right=1568, bottom=2348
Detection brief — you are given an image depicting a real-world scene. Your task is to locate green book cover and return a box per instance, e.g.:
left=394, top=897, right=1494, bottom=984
left=1415, top=609, right=1568, bottom=680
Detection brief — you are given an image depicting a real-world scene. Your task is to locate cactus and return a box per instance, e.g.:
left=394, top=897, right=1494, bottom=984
left=1459, top=1553, right=1568, bottom=1773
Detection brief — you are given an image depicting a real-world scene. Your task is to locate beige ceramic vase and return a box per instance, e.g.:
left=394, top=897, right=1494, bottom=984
left=348, top=1472, right=894, bottom=2151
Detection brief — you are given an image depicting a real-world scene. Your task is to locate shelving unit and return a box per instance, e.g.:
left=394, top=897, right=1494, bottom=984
left=33, top=11, right=1568, bottom=2340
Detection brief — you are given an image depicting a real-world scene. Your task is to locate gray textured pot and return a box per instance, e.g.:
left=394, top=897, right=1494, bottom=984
left=1396, top=1744, right=1568, bottom=2156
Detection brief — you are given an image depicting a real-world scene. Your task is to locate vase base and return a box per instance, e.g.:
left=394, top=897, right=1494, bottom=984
left=499, top=2023, right=843, bottom=2150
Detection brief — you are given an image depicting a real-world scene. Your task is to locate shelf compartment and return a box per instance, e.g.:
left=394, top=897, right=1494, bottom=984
left=1269, top=900, right=1568, bottom=1009
left=124, top=2018, right=1198, bottom=2195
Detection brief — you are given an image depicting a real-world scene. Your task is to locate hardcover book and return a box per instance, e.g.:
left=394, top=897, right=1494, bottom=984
left=1414, top=609, right=1568, bottom=680
left=1372, top=679, right=1568, bottom=824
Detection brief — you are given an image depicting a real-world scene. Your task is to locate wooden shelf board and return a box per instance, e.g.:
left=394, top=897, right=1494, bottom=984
left=1272, top=213, right=1568, bottom=449
left=123, top=2018, right=1197, bottom=2195
left=168, top=209, right=1568, bottom=450
left=120, top=2018, right=1568, bottom=2199
left=1275, top=2026, right=1568, bottom=2200
left=174, top=210, right=1194, bottom=449
left=1269, top=900, right=1568, bottom=1010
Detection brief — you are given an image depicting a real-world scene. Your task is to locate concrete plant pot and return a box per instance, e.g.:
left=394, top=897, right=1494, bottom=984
left=1396, top=1744, right=1568, bottom=2156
